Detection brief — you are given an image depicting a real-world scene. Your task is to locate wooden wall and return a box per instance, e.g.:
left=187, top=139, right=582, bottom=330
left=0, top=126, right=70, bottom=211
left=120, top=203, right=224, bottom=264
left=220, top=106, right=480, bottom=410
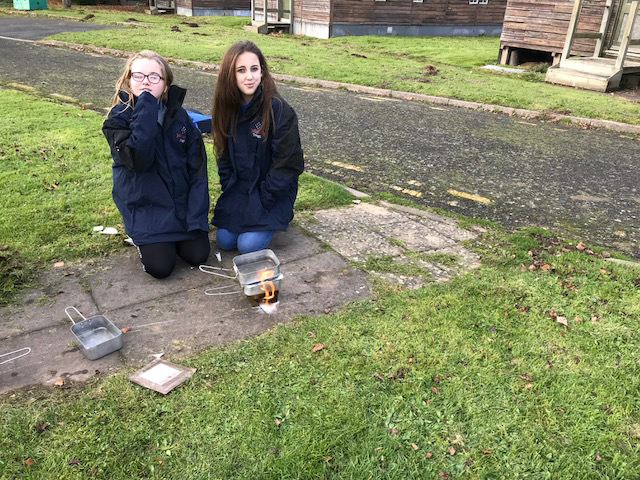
left=191, top=0, right=249, bottom=9
left=293, top=0, right=331, bottom=24
left=500, top=0, right=622, bottom=57
left=330, top=0, right=507, bottom=26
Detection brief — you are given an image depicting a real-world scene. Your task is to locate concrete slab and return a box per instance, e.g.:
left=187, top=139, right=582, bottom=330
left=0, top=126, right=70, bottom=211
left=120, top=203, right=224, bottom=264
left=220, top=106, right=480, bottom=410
left=0, top=271, right=96, bottom=339
left=0, top=325, right=124, bottom=394
left=0, top=224, right=369, bottom=392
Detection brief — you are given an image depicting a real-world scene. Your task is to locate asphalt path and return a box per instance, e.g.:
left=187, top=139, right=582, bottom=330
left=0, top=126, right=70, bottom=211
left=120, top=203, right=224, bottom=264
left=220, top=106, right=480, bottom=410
left=1, top=17, right=638, bottom=258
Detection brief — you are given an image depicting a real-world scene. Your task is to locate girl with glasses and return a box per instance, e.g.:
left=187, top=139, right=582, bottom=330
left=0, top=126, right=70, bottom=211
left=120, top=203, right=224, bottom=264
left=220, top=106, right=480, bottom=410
left=103, top=50, right=210, bottom=278
left=211, top=41, right=304, bottom=254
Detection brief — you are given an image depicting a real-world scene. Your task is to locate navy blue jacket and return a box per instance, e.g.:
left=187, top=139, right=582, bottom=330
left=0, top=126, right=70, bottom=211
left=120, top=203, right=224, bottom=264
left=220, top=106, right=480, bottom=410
left=213, top=89, right=304, bottom=233
left=102, top=86, right=210, bottom=245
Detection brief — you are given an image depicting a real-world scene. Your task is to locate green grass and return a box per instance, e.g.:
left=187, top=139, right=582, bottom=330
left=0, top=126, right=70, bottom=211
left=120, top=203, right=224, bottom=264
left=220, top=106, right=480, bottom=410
left=0, top=88, right=352, bottom=303
left=1, top=229, right=639, bottom=478
left=6, top=6, right=640, bottom=124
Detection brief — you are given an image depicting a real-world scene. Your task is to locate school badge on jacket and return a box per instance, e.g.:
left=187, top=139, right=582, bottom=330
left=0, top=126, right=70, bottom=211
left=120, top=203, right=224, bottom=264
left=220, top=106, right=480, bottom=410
left=250, top=121, right=262, bottom=139
left=176, top=126, right=187, bottom=143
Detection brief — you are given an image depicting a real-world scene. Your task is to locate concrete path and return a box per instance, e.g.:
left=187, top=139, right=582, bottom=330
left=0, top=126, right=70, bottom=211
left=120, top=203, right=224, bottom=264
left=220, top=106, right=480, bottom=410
left=0, top=202, right=481, bottom=393
left=0, top=17, right=637, bottom=258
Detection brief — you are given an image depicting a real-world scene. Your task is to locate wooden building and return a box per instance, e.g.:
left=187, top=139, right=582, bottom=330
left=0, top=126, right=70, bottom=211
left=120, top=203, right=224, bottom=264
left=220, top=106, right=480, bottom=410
left=250, top=0, right=508, bottom=39
left=499, top=0, right=640, bottom=91
left=177, top=0, right=250, bottom=16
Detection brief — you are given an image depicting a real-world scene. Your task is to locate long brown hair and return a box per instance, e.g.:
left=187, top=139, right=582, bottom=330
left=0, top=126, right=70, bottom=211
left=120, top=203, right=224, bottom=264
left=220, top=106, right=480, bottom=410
left=110, top=50, right=174, bottom=110
left=212, top=41, right=279, bottom=158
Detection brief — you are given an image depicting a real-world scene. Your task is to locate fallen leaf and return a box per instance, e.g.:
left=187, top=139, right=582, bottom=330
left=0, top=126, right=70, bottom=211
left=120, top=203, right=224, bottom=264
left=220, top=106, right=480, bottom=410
left=274, top=418, right=281, bottom=427
left=373, top=372, right=385, bottom=382
left=431, top=386, right=440, bottom=395
left=599, top=268, right=608, bottom=275
left=425, top=399, right=431, bottom=406
left=524, top=383, right=533, bottom=389
left=595, top=454, right=602, bottom=461
left=519, top=374, right=532, bottom=382
left=591, top=315, right=600, bottom=323
left=36, top=422, right=50, bottom=433
left=411, top=443, right=419, bottom=450
left=481, top=449, right=492, bottom=455
left=556, top=316, right=568, bottom=327
left=53, top=378, right=65, bottom=387
left=388, top=428, right=398, bottom=436
left=204, top=382, right=212, bottom=389
left=540, top=264, right=551, bottom=271
left=311, top=343, right=324, bottom=353
left=68, top=458, right=80, bottom=465
left=557, top=407, right=565, bottom=414
left=574, top=316, right=583, bottom=323
left=576, top=242, right=586, bottom=251
left=433, top=375, right=440, bottom=383
left=24, top=458, right=34, bottom=466
left=448, top=447, right=456, bottom=455
left=408, top=357, right=414, bottom=364
left=54, top=261, right=65, bottom=268
left=425, top=452, right=433, bottom=458
left=119, top=326, right=131, bottom=334
left=325, top=456, right=333, bottom=463
left=439, top=471, right=449, bottom=480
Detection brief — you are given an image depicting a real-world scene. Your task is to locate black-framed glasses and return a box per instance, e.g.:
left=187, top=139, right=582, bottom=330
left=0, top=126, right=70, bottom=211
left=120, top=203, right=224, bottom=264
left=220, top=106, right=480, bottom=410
left=130, top=72, right=164, bottom=84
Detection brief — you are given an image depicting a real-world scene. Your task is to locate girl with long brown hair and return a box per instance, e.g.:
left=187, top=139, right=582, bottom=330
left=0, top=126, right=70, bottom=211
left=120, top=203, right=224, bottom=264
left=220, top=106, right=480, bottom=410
left=211, top=41, right=304, bottom=254
left=103, top=50, right=210, bottom=278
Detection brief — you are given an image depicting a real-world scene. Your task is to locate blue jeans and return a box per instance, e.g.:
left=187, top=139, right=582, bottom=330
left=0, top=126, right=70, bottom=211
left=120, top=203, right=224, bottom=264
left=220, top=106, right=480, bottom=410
left=216, top=229, right=274, bottom=254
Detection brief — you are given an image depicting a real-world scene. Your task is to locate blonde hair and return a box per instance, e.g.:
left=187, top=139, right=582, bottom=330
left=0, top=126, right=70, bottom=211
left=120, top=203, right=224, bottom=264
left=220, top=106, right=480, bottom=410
left=110, top=50, right=174, bottom=110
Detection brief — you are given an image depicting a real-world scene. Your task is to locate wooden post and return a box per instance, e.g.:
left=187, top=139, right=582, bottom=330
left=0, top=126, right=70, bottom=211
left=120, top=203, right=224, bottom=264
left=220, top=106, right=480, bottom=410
left=264, top=0, right=268, bottom=27
left=594, top=0, right=614, bottom=57
left=561, top=0, right=584, bottom=63
left=289, top=0, right=293, bottom=34
left=615, top=0, right=640, bottom=71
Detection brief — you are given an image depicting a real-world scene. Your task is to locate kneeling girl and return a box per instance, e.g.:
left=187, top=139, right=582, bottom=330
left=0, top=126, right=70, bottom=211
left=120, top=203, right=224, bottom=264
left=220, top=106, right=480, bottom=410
left=211, top=41, right=304, bottom=254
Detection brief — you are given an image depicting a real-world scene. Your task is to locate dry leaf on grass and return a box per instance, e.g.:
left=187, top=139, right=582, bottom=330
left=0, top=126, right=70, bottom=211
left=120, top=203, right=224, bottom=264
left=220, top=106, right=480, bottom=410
left=448, top=447, right=456, bottom=455
left=425, top=452, right=433, bottom=458
left=54, top=261, right=64, bottom=268
left=119, top=326, right=131, bottom=334
left=411, top=444, right=419, bottom=450
left=556, top=316, right=568, bottom=327
left=311, top=343, right=324, bottom=353
left=53, top=378, right=65, bottom=387
left=24, top=458, right=34, bottom=466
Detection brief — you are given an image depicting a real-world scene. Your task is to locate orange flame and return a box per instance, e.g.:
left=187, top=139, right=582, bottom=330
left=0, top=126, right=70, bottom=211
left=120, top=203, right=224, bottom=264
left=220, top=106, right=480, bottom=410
left=259, top=270, right=276, bottom=304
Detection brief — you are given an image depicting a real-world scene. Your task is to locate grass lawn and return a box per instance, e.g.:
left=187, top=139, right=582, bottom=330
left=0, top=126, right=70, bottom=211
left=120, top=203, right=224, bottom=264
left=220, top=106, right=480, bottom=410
left=0, top=88, right=352, bottom=302
left=1, top=228, right=639, bottom=478
left=2, top=7, right=640, bottom=124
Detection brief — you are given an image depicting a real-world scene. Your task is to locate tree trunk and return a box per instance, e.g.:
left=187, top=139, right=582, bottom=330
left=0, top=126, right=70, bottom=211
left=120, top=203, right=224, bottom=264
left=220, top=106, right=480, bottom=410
left=63, top=0, right=71, bottom=7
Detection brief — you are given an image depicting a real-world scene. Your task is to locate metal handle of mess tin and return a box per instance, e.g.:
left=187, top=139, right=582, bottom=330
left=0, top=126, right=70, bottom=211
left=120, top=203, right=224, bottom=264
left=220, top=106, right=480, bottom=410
left=199, top=264, right=237, bottom=280
left=204, top=285, right=242, bottom=296
left=65, top=306, right=87, bottom=325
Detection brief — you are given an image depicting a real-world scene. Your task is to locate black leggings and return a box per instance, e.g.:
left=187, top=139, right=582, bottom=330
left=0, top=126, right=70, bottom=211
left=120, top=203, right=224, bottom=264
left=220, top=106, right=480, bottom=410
left=137, top=233, right=211, bottom=279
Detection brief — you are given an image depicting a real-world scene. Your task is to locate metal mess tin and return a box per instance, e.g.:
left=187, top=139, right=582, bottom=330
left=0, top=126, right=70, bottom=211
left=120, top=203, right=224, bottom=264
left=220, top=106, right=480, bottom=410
left=199, top=249, right=282, bottom=297
left=233, top=249, right=280, bottom=285
left=65, top=306, right=123, bottom=360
